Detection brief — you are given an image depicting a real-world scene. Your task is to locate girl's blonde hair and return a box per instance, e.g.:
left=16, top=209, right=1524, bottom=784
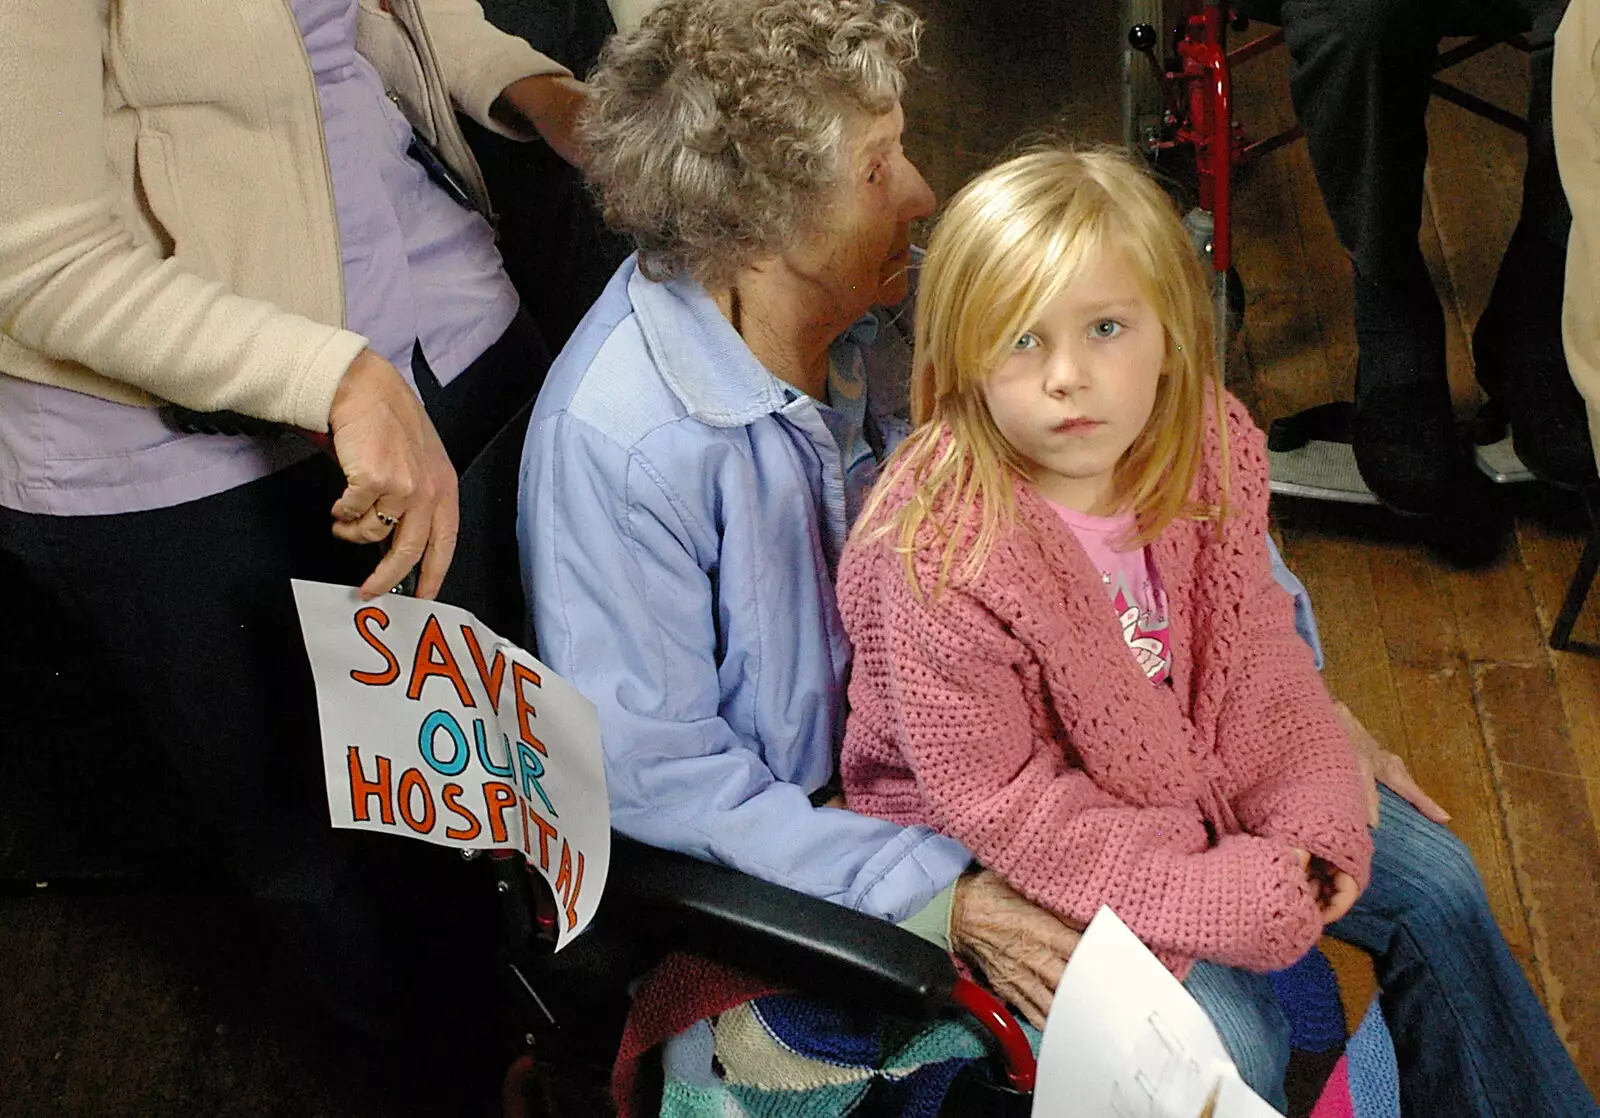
left=856, top=144, right=1227, bottom=594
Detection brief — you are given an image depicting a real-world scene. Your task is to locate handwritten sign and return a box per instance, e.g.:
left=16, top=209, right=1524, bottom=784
left=292, top=580, right=608, bottom=949
left=1032, top=908, right=1283, bottom=1118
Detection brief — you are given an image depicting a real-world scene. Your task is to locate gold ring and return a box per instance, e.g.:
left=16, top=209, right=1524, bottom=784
left=374, top=510, right=399, bottom=528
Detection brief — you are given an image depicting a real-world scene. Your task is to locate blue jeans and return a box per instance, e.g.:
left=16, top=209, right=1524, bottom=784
left=1185, top=786, right=1598, bottom=1117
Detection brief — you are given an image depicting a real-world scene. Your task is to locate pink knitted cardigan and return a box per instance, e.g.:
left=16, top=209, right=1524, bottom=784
left=838, top=394, right=1372, bottom=978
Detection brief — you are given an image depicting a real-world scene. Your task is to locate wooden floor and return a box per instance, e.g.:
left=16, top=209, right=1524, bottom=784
left=3, top=1, right=1598, bottom=1115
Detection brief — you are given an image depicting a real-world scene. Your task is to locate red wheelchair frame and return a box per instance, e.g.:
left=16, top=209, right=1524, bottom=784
left=1125, top=0, right=1534, bottom=353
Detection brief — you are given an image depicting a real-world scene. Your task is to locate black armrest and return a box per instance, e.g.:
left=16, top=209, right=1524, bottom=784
left=599, top=834, right=960, bottom=1019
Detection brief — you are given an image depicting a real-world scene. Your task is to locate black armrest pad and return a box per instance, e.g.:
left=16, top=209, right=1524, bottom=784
left=600, top=835, right=959, bottom=1018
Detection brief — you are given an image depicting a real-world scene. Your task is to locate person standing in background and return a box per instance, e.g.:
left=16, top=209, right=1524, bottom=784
left=0, top=1, right=589, bottom=1110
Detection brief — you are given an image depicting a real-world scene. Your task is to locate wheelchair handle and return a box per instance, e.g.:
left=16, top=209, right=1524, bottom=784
left=952, top=976, right=1037, bottom=1092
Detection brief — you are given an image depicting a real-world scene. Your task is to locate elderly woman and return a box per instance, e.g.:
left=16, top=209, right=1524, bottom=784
left=521, top=1, right=1595, bottom=1114
left=522, top=0, right=1072, bottom=992
left=520, top=0, right=1081, bottom=1020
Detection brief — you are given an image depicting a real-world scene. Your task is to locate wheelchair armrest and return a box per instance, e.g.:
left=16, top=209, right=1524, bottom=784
left=601, top=834, right=960, bottom=1019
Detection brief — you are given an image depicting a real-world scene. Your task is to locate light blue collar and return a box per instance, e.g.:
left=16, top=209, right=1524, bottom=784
left=628, top=265, right=884, bottom=426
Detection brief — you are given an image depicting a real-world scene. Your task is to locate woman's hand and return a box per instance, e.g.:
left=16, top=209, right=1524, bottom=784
left=1333, top=700, right=1451, bottom=827
left=950, top=869, right=1083, bottom=1029
left=327, top=349, right=459, bottom=601
left=494, top=74, right=589, bottom=169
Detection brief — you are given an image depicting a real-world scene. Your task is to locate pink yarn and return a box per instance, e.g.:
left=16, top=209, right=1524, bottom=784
left=838, top=394, right=1372, bottom=978
left=1311, top=1055, right=1357, bottom=1118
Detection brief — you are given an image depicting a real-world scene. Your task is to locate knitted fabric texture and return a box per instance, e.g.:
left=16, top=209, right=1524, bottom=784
left=1346, top=997, right=1402, bottom=1118
left=838, top=393, right=1372, bottom=978
left=612, top=952, right=778, bottom=1117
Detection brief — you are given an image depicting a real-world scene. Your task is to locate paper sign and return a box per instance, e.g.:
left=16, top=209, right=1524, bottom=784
left=292, top=580, right=608, bottom=949
left=1031, top=907, right=1284, bottom=1118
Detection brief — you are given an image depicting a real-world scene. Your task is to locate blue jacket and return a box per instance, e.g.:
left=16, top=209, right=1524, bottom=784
left=519, top=255, right=1324, bottom=924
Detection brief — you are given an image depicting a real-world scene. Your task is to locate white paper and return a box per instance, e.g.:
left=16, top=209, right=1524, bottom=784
left=292, top=580, right=609, bottom=948
left=1031, top=907, right=1284, bottom=1118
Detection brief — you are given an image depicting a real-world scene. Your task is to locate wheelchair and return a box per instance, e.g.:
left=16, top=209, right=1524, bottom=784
left=1119, top=0, right=1544, bottom=505
left=491, top=839, right=1039, bottom=1118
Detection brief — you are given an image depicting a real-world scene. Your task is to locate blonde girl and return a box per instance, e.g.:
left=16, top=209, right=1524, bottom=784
left=835, top=146, right=1373, bottom=1107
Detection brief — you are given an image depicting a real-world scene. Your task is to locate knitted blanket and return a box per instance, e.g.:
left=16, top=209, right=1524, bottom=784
left=615, top=948, right=1401, bottom=1118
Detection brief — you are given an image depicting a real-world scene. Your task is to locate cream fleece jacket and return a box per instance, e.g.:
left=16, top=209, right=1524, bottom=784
left=0, top=0, right=567, bottom=433
left=1556, top=0, right=1600, bottom=476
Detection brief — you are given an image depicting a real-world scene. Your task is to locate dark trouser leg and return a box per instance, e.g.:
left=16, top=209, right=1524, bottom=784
left=1277, top=0, right=1556, bottom=510
left=474, top=0, right=629, bottom=353
left=1473, top=5, right=1594, bottom=484
left=1280, top=0, right=1466, bottom=511
left=413, top=306, right=549, bottom=473
left=1280, top=0, right=1444, bottom=281
left=414, top=309, right=548, bottom=640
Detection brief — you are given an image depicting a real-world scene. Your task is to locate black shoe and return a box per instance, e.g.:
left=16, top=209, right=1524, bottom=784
left=1500, top=374, right=1596, bottom=490
left=1349, top=260, right=1463, bottom=516
left=1350, top=382, right=1467, bottom=517
left=1472, top=226, right=1595, bottom=488
left=1469, top=399, right=1508, bottom=447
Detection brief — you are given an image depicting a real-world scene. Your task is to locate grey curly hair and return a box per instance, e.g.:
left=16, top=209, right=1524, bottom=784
left=580, top=0, right=923, bottom=288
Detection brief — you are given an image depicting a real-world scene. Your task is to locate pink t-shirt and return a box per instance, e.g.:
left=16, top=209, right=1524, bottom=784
left=1047, top=502, right=1173, bottom=685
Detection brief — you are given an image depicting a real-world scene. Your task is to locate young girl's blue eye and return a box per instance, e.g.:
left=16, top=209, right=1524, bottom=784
left=1013, top=332, right=1040, bottom=351
left=1091, top=319, right=1123, bottom=339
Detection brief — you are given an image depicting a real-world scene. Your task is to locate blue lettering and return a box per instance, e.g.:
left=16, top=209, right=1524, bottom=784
left=473, top=719, right=515, bottom=777
left=418, top=710, right=469, bottom=776
left=516, top=741, right=558, bottom=817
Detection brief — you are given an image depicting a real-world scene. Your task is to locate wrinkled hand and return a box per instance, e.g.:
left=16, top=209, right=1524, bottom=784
left=950, top=869, right=1082, bottom=1029
left=328, top=349, right=459, bottom=600
left=495, top=74, right=589, bottom=169
left=1333, top=700, right=1451, bottom=827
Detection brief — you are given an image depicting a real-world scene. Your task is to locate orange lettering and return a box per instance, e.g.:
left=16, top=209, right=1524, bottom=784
left=528, top=807, right=558, bottom=870
left=442, top=783, right=482, bottom=841
left=397, top=768, right=436, bottom=834
left=461, top=626, right=507, bottom=715
left=563, top=851, right=585, bottom=931
left=406, top=614, right=475, bottom=706
left=553, top=838, right=575, bottom=915
left=510, top=661, right=548, bottom=755
left=480, top=781, right=518, bottom=845
left=348, top=747, right=395, bottom=825
left=350, top=607, right=400, bottom=686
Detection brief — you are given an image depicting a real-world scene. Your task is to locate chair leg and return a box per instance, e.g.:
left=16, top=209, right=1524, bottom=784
left=1550, top=533, right=1600, bottom=651
left=1551, top=487, right=1600, bottom=651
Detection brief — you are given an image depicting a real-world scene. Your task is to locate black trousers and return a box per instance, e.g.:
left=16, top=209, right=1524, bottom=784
left=0, top=311, right=548, bottom=1110
left=1249, top=0, right=1580, bottom=452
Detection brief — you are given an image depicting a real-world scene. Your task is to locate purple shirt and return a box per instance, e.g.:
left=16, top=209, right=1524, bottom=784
left=0, top=0, right=519, bottom=516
